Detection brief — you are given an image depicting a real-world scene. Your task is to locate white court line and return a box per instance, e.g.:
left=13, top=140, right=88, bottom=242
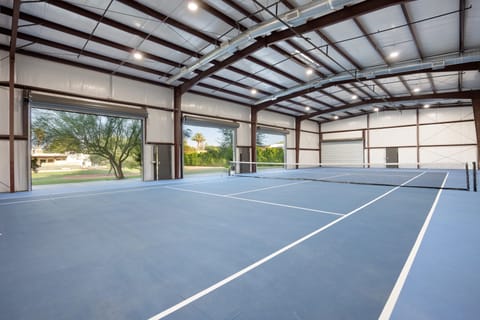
left=378, top=172, right=448, bottom=320
left=147, top=171, right=427, bottom=320
left=226, top=181, right=310, bottom=196
left=165, top=186, right=342, bottom=216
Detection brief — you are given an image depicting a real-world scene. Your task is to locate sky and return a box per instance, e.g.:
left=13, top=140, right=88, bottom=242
left=184, top=125, right=284, bottom=147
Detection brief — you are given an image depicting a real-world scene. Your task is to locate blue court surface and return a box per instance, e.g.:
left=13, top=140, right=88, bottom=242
left=0, top=172, right=478, bottom=319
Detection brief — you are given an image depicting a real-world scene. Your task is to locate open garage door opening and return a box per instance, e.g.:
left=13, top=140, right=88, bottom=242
left=30, top=98, right=144, bottom=188
left=183, top=116, right=237, bottom=177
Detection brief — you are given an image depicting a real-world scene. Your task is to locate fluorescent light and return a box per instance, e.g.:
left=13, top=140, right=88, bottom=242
left=133, top=52, right=143, bottom=60
left=250, top=88, right=257, bottom=95
left=389, top=51, right=399, bottom=59
left=188, top=1, right=198, bottom=11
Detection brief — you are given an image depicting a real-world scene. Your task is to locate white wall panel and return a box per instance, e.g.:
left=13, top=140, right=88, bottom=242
left=322, top=131, right=362, bottom=140
left=420, top=146, right=477, bottom=164
left=369, top=126, right=416, bottom=147
left=112, top=77, right=172, bottom=109
left=286, top=129, right=295, bottom=149
left=419, top=122, right=476, bottom=145
left=398, top=147, right=417, bottom=167
left=237, top=122, right=250, bottom=146
left=0, top=141, right=8, bottom=192
left=369, top=110, right=416, bottom=127
left=321, top=115, right=367, bottom=132
left=286, top=149, right=295, bottom=164
left=146, top=109, right=173, bottom=143
left=321, top=140, right=363, bottom=164
left=370, top=148, right=386, bottom=166
left=0, top=50, right=8, bottom=81
left=419, top=107, right=473, bottom=123
left=182, top=93, right=250, bottom=122
left=15, top=140, right=28, bottom=191
left=16, top=55, right=111, bottom=98
left=300, top=132, right=319, bottom=149
left=0, top=88, right=24, bottom=135
left=143, top=144, right=153, bottom=181
left=299, top=150, right=319, bottom=165
left=302, top=120, right=319, bottom=132
left=258, top=110, right=295, bottom=129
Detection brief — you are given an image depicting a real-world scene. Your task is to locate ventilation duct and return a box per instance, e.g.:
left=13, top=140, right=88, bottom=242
left=166, top=0, right=358, bottom=84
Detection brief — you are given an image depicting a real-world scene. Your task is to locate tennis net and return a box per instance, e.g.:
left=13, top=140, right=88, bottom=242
left=229, top=161, right=477, bottom=191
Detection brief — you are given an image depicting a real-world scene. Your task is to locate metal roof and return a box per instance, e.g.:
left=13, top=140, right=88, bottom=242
left=1, top=0, right=479, bottom=122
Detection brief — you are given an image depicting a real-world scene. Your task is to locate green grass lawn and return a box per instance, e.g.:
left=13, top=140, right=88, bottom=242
left=32, top=168, right=141, bottom=185
left=183, top=166, right=229, bottom=175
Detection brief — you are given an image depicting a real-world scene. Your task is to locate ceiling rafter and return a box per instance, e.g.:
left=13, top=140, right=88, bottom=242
left=43, top=0, right=294, bottom=97
left=199, top=0, right=345, bottom=110
left=179, top=0, right=411, bottom=93
left=302, top=90, right=480, bottom=120
left=400, top=3, right=437, bottom=94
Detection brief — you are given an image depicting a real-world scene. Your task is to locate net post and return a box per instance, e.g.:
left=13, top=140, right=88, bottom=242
left=465, top=162, right=470, bottom=191
left=473, top=162, right=477, bottom=192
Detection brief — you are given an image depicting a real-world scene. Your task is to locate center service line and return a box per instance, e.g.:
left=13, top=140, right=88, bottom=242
left=148, top=172, right=426, bottom=320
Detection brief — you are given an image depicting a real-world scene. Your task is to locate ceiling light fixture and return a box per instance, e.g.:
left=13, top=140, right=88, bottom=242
left=389, top=51, right=399, bottom=59
left=351, top=95, right=358, bottom=100
left=333, top=115, right=339, bottom=120
left=188, top=1, right=198, bottom=11
left=373, top=107, right=379, bottom=112
left=306, top=68, right=313, bottom=76
left=305, top=106, right=311, bottom=111
left=250, top=88, right=257, bottom=95
left=133, top=52, right=143, bottom=60
left=413, top=87, right=421, bottom=93
left=423, top=104, right=430, bottom=109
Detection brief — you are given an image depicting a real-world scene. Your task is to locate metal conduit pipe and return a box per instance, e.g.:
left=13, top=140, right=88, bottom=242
left=166, top=0, right=358, bottom=84
left=254, top=54, right=480, bottom=105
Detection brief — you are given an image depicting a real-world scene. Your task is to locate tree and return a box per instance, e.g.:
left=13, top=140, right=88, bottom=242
left=191, top=132, right=206, bottom=150
left=256, top=132, right=266, bottom=146
left=33, top=110, right=141, bottom=179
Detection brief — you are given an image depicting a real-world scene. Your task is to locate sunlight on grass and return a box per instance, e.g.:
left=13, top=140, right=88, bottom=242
left=32, top=168, right=141, bottom=185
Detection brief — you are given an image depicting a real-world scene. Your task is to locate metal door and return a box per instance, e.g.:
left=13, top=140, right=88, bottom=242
left=386, top=147, right=399, bottom=168
left=238, top=147, right=251, bottom=173
left=153, top=144, right=172, bottom=180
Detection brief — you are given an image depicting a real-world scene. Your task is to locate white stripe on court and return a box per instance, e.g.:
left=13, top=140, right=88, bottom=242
left=378, top=172, right=448, bottom=320
left=147, top=171, right=427, bottom=320
left=165, top=186, right=342, bottom=216
left=226, top=180, right=310, bottom=196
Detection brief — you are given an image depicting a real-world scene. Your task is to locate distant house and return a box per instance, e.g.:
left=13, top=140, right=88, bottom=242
left=31, top=148, right=91, bottom=169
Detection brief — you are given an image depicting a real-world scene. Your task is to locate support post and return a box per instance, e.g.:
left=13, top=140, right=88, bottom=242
left=251, top=109, right=257, bottom=173
left=8, top=0, right=21, bottom=192
left=473, top=98, right=480, bottom=169
left=173, top=87, right=182, bottom=179
left=295, top=117, right=301, bottom=169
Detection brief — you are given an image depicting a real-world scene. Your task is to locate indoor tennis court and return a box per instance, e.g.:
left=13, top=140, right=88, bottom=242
left=1, top=0, right=479, bottom=319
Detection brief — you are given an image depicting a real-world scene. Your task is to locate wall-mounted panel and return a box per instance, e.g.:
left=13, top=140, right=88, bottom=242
left=299, top=150, right=319, bottom=165
left=300, top=132, right=319, bottom=149
left=321, top=115, right=367, bottom=132
left=16, top=55, right=111, bottom=98
left=398, top=147, right=417, bottom=167
left=322, top=131, right=362, bottom=141
left=182, top=93, right=250, bottom=122
left=419, top=146, right=477, bottom=165
left=302, top=120, right=319, bottom=133
left=369, top=110, right=416, bottom=127
left=146, top=109, right=173, bottom=143
left=369, top=126, right=416, bottom=147
left=0, top=141, right=9, bottom=192
left=419, top=122, right=476, bottom=145
left=112, top=77, right=172, bottom=109
left=419, top=106, right=474, bottom=124
left=258, top=110, right=295, bottom=129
